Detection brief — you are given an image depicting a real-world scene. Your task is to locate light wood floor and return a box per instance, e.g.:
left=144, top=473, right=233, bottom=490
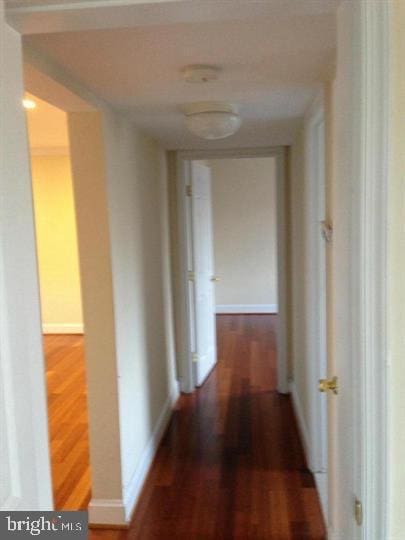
left=90, top=315, right=326, bottom=539
left=44, top=334, right=91, bottom=511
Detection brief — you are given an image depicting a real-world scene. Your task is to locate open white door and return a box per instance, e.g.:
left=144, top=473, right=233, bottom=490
left=190, top=162, right=217, bottom=387
left=307, top=109, right=328, bottom=516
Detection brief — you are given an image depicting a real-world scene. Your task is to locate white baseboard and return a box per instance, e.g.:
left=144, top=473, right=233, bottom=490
left=216, top=304, right=278, bottom=314
left=327, top=526, right=338, bottom=540
left=42, top=323, right=84, bottom=334
left=289, top=380, right=311, bottom=466
left=122, top=387, right=179, bottom=521
left=290, top=381, right=330, bottom=530
left=88, top=386, right=179, bottom=526
left=88, top=499, right=127, bottom=526
left=314, top=471, right=328, bottom=527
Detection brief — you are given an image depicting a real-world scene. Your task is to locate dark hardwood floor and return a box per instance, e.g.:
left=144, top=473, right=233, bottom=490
left=44, top=334, right=91, bottom=511
left=90, top=314, right=326, bottom=539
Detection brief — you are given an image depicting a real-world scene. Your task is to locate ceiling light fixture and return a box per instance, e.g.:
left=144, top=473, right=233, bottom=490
left=183, top=101, right=241, bottom=140
left=23, top=98, right=37, bottom=110
left=182, top=64, right=219, bottom=84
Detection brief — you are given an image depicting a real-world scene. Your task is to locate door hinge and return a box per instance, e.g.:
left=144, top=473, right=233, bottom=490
left=186, top=185, right=192, bottom=197
left=354, top=498, right=363, bottom=526
left=320, top=220, right=333, bottom=243
left=192, top=353, right=199, bottom=363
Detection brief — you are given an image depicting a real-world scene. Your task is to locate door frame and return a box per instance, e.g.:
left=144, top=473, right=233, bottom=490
left=0, top=15, right=53, bottom=511
left=327, top=3, right=390, bottom=539
left=353, top=2, right=390, bottom=538
left=175, top=146, right=288, bottom=394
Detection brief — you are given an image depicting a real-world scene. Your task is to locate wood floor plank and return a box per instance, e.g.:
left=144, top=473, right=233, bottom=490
left=44, top=334, right=91, bottom=511
left=89, top=314, right=325, bottom=539
left=45, top=316, right=325, bottom=537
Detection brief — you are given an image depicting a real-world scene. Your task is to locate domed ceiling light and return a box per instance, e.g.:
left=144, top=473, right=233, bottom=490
left=180, top=65, right=241, bottom=140
left=182, top=64, right=220, bottom=84
left=183, top=101, right=242, bottom=140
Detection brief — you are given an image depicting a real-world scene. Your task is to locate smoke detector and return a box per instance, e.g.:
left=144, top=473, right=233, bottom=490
left=181, top=65, right=220, bottom=83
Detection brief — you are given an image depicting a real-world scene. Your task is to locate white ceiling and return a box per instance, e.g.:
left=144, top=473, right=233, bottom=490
left=18, top=1, right=338, bottom=150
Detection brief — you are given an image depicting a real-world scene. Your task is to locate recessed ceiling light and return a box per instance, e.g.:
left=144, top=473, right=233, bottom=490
left=23, top=98, right=36, bottom=110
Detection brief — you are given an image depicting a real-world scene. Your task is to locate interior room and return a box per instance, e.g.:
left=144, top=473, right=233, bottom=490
left=211, top=154, right=280, bottom=407
left=25, top=93, right=91, bottom=511
left=209, top=156, right=278, bottom=316
left=188, top=155, right=280, bottom=386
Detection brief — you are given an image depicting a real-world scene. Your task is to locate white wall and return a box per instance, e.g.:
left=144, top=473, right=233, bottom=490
left=0, top=0, right=53, bottom=510
left=30, top=154, right=83, bottom=334
left=67, top=108, right=179, bottom=525
left=102, top=111, right=178, bottom=518
left=68, top=112, right=124, bottom=515
left=208, top=157, right=278, bottom=313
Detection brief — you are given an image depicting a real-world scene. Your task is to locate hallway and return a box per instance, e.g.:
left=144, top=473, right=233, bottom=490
left=90, top=315, right=325, bottom=539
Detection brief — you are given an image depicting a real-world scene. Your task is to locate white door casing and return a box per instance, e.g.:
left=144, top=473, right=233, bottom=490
left=355, top=2, right=389, bottom=539
left=190, top=163, right=217, bottom=386
left=176, top=147, right=288, bottom=395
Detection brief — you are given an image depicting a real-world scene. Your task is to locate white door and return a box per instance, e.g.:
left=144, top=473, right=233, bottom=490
left=190, top=163, right=217, bottom=387
left=311, top=116, right=328, bottom=513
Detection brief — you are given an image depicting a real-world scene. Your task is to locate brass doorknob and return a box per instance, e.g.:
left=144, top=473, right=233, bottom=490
left=211, top=276, right=220, bottom=282
left=319, top=376, right=338, bottom=395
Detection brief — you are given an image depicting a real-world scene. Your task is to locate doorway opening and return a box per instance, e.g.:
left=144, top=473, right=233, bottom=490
left=176, top=148, right=288, bottom=396
left=208, top=157, right=279, bottom=317
left=187, top=156, right=279, bottom=390
left=25, top=93, right=91, bottom=510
